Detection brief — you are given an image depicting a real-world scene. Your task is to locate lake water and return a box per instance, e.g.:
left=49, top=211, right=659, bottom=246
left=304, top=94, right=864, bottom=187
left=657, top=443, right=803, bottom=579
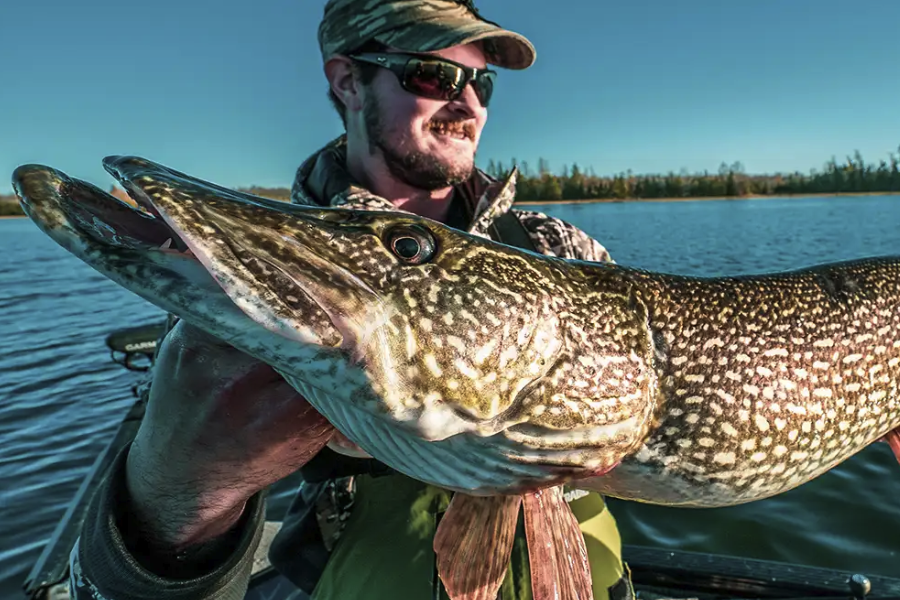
left=2, top=194, right=900, bottom=597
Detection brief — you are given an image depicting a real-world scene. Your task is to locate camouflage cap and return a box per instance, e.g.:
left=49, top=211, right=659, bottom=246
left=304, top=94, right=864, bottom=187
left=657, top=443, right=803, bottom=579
left=318, top=0, right=536, bottom=70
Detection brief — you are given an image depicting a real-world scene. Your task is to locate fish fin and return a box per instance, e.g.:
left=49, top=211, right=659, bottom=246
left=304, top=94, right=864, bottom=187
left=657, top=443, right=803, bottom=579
left=433, top=493, right=522, bottom=600
left=523, top=486, right=594, bottom=600
left=882, top=429, right=900, bottom=464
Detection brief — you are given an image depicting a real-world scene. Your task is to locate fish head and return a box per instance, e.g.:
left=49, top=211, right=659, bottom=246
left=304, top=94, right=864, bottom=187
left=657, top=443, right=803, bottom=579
left=101, top=157, right=593, bottom=438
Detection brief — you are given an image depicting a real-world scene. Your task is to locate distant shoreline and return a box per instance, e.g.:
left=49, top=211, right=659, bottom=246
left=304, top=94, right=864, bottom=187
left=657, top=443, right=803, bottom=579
left=1, top=191, right=896, bottom=220
left=514, top=191, right=899, bottom=206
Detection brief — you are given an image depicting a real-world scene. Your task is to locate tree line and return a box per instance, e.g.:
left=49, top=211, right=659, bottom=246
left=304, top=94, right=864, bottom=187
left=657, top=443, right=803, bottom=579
left=2, top=145, right=898, bottom=215
left=486, top=147, right=900, bottom=202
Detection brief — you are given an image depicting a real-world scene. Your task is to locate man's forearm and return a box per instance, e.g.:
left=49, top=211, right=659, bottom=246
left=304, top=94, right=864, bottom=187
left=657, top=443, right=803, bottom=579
left=123, top=451, right=250, bottom=573
left=69, top=444, right=267, bottom=600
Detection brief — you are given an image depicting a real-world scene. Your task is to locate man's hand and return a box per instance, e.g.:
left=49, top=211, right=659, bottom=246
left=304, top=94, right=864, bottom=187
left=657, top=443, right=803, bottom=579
left=124, top=320, right=334, bottom=553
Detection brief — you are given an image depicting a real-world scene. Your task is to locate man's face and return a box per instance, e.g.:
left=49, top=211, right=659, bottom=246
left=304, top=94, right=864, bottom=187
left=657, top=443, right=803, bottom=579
left=361, top=43, right=490, bottom=190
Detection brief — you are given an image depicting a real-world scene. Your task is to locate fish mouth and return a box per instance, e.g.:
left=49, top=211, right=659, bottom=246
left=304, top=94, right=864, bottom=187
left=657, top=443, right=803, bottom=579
left=13, top=161, right=194, bottom=259
left=12, top=156, right=353, bottom=358
left=13, top=156, right=351, bottom=344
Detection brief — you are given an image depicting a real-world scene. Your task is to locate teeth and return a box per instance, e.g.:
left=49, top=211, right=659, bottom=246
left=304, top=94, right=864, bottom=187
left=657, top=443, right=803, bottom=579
left=159, top=238, right=173, bottom=250
left=434, top=129, right=466, bottom=140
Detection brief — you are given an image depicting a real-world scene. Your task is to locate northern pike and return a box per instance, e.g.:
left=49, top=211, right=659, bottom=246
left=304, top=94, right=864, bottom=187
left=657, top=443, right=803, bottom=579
left=13, top=156, right=900, bottom=600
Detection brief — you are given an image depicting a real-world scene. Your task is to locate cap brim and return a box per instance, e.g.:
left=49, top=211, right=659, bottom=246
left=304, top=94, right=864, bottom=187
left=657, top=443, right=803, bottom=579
left=372, top=18, right=536, bottom=70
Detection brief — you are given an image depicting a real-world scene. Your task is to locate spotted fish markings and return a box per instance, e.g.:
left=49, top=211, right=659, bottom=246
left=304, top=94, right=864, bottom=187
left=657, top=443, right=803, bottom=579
left=584, top=262, right=900, bottom=505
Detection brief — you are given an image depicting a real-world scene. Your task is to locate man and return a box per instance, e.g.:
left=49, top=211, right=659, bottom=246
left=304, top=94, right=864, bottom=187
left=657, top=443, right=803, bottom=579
left=69, top=1, right=635, bottom=599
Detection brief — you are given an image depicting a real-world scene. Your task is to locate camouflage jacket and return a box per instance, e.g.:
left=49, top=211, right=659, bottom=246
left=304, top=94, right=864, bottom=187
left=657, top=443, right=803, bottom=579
left=67, top=135, right=615, bottom=600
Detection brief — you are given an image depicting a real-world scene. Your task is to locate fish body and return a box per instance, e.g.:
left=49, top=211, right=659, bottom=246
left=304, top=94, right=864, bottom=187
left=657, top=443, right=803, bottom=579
left=579, top=260, right=900, bottom=505
left=12, top=157, right=900, bottom=507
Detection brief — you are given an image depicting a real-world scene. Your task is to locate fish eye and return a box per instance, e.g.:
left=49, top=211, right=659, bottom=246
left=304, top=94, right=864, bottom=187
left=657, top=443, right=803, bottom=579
left=385, top=225, right=436, bottom=265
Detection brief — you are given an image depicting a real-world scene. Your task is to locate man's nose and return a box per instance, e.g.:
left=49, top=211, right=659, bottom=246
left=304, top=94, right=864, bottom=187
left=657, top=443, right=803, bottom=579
left=447, top=82, right=483, bottom=118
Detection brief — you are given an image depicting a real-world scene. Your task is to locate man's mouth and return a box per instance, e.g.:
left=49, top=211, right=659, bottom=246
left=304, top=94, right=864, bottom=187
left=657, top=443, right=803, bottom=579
left=428, top=120, right=475, bottom=142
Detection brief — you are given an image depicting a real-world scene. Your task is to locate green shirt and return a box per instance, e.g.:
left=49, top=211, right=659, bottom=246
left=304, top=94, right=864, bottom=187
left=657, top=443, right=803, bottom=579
left=312, top=474, right=625, bottom=600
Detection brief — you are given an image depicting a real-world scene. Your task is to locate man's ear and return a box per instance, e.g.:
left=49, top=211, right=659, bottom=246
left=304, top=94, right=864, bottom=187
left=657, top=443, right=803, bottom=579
left=325, top=57, right=365, bottom=113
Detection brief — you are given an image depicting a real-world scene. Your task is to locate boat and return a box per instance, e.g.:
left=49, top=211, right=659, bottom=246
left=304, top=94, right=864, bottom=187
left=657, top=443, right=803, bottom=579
left=20, top=322, right=900, bottom=600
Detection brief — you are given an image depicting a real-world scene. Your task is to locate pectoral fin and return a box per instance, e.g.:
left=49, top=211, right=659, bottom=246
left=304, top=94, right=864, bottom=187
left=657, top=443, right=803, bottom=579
left=882, top=429, right=900, bottom=464
left=523, top=486, right=594, bottom=600
left=433, top=493, right=522, bottom=600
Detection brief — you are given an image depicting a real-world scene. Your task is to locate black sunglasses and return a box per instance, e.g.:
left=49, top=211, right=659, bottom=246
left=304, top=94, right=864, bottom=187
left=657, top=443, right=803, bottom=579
left=349, top=52, right=497, bottom=108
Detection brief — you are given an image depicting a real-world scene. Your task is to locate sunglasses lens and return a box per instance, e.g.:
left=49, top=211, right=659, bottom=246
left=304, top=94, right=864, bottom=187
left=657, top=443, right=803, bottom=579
left=403, top=59, right=464, bottom=102
left=473, top=71, right=495, bottom=107
left=401, top=59, right=494, bottom=107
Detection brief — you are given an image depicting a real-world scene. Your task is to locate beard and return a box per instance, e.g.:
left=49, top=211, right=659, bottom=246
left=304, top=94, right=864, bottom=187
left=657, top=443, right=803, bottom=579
left=363, top=94, right=477, bottom=191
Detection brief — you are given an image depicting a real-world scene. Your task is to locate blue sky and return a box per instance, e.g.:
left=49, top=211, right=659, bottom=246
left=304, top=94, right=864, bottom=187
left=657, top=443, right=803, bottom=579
left=2, top=0, right=898, bottom=194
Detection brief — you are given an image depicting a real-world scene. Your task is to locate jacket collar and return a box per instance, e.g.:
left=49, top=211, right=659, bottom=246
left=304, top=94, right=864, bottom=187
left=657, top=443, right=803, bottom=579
left=290, top=135, right=519, bottom=236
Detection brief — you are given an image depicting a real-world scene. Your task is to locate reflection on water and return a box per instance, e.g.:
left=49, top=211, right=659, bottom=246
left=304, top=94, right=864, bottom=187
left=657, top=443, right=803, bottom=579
left=2, top=194, right=900, bottom=596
